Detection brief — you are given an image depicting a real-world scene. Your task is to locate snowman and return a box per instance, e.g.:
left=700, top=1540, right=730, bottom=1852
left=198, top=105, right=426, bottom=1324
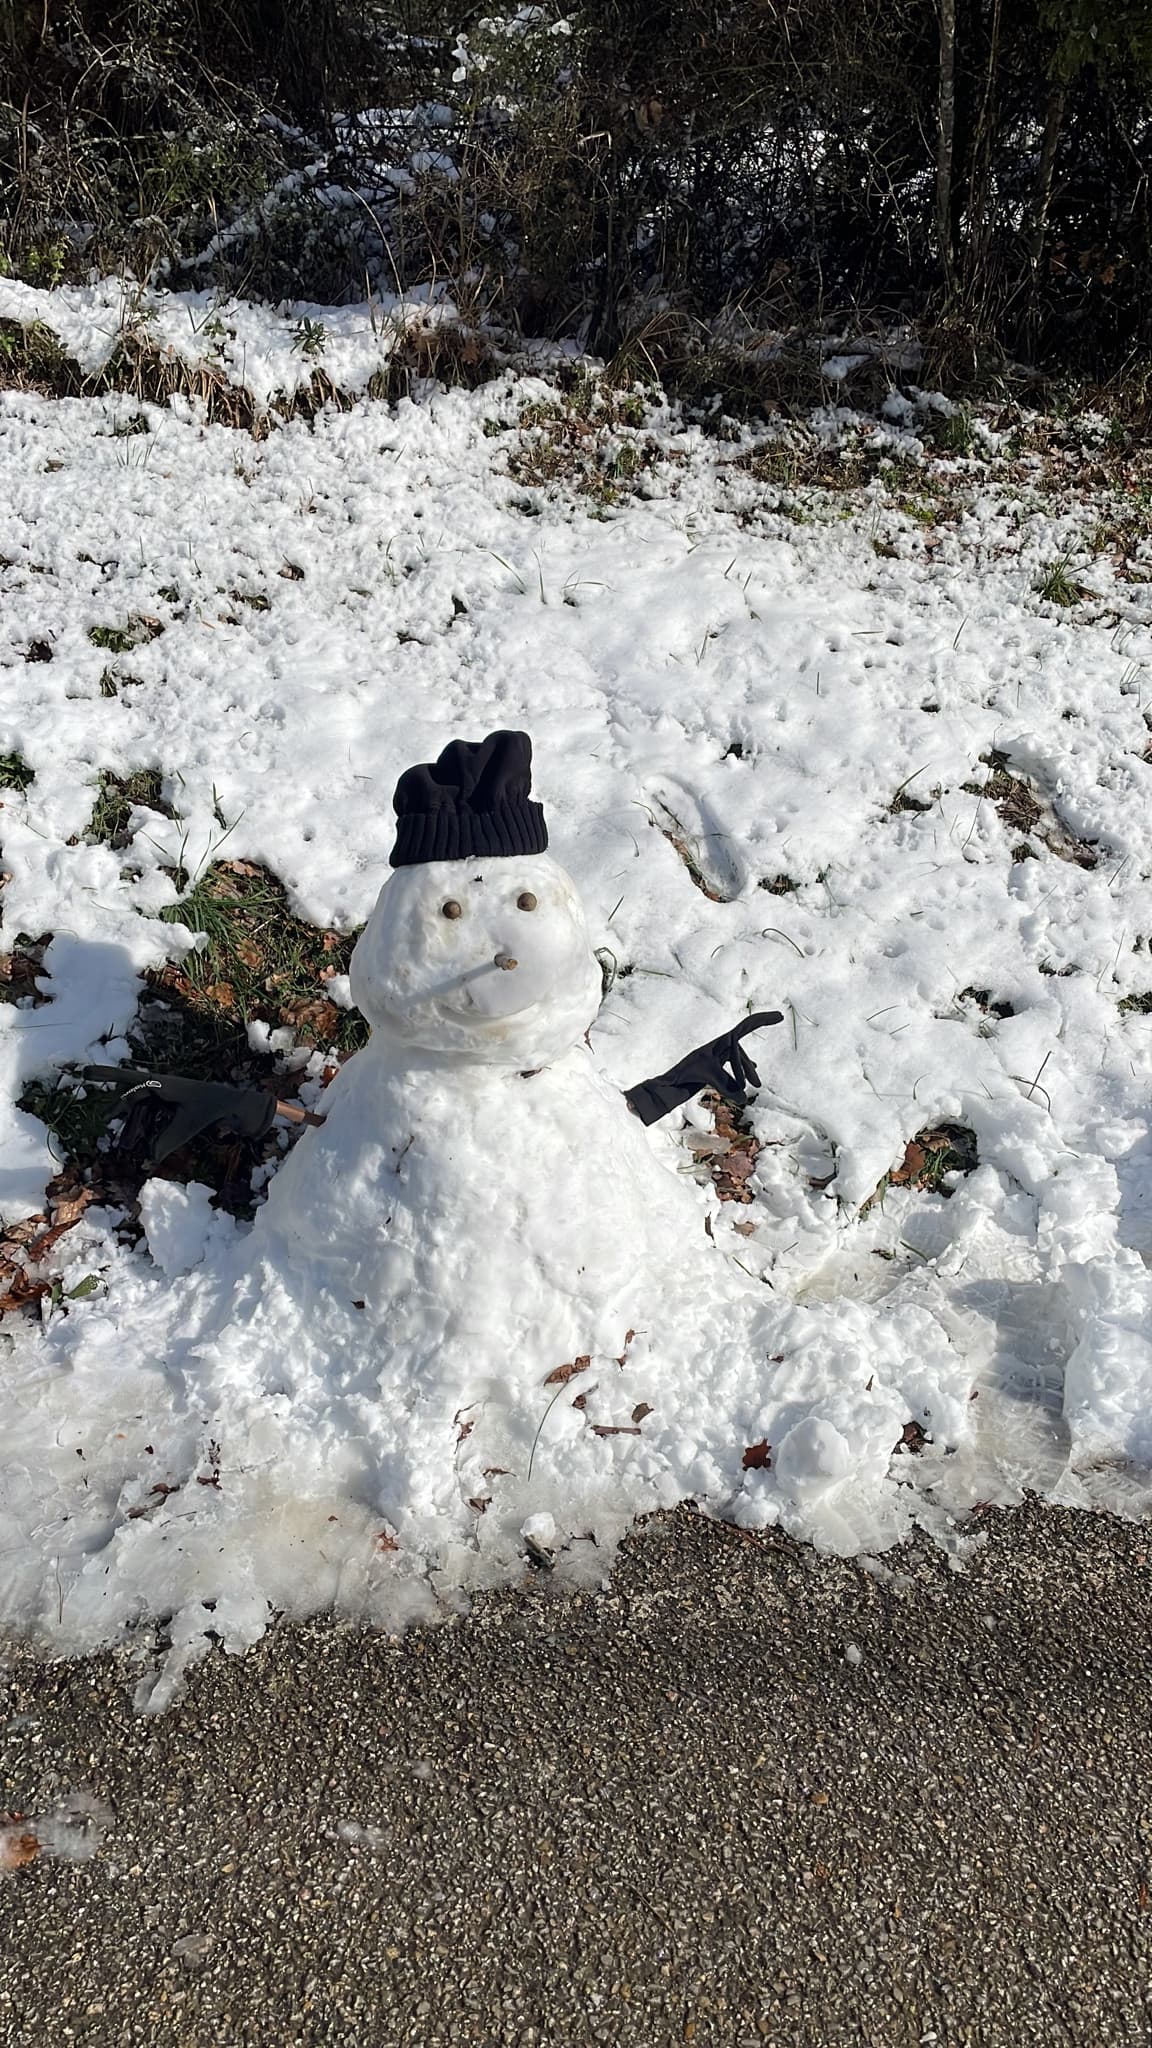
left=199, top=730, right=784, bottom=1551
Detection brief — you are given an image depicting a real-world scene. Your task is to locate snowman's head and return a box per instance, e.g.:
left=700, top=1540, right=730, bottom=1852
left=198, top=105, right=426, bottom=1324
left=349, top=853, right=601, bottom=1062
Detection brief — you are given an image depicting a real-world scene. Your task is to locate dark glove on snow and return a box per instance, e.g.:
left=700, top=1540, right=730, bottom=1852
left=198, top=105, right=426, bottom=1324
left=81, top=1065, right=278, bottom=1167
left=624, top=1011, right=784, bottom=1128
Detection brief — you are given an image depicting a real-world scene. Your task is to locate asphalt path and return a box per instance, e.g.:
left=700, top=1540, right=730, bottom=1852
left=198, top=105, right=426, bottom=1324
left=2, top=1500, right=1150, bottom=2048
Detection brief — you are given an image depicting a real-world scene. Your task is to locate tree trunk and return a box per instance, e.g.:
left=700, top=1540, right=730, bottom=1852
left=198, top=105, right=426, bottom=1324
left=967, top=0, right=1002, bottom=283
left=1026, top=81, right=1066, bottom=272
left=935, top=0, right=958, bottom=288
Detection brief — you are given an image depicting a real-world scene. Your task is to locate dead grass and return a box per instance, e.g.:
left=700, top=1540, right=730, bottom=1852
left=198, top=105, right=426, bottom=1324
left=961, top=751, right=1043, bottom=836
left=0, top=313, right=499, bottom=438
left=961, top=750, right=1099, bottom=868
left=650, top=797, right=728, bottom=902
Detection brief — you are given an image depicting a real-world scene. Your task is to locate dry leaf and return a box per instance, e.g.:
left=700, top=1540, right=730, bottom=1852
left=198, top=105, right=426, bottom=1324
left=374, top=1530, right=399, bottom=1553
left=544, top=1354, right=591, bottom=1386
left=49, top=1187, right=95, bottom=1229
left=280, top=997, right=341, bottom=1041
left=631, top=1403, right=653, bottom=1424
left=742, top=1439, right=772, bottom=1470
left=0, top=1826, right=40, bottom=1871
left=724, top=1150, right=756, bottom=1183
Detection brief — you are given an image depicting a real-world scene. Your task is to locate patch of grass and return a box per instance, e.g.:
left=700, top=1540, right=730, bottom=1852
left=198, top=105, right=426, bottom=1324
left=899, top=497, right=939, bottom=525
left=88, top=615, right=164, bottom=656
left=0, top=753, right=34, bottom=793
left=16, top=1074, right=118, bottom=1165
left=739, top=435, right=870, bottom=492
left=291, top=318, right=327, bottom=359
left=157, top=860, right=368, bottom=1058
left=86, top=769, right=172, bottom=849
left=1036, top=557, right=1084, bottom=607
left=1118, top=991, right=1152, bottom=1015
left=760, top=873, right=798, bottom=895
left=507, top=377, right=664, bottom=507
left=926, top=407, right=975, bottom=457
left=98, top=667, right=141, bottom=699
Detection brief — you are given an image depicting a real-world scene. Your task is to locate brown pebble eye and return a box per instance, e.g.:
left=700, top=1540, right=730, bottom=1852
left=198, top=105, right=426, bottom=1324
left=442, top=899, right=463, bottom=920
left=517, top=891, right=538, bottom=912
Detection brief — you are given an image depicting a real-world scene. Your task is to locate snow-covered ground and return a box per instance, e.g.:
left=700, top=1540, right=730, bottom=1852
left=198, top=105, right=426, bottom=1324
left=2, top=287, right=1152, bottom=1706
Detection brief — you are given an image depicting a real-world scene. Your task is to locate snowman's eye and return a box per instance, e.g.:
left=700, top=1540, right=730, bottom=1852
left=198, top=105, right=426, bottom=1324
left=441, top=899, right=463, bottom=920
left=517, top=892, right=538, bottom=912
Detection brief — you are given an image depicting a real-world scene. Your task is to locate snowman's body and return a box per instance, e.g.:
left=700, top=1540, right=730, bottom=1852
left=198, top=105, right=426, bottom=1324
left=239, top=851, right=754, bottom=1537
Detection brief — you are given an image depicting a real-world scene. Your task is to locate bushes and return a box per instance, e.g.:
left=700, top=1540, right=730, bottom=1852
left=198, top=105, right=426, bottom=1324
left=1, top=1, right=1150, bottom=384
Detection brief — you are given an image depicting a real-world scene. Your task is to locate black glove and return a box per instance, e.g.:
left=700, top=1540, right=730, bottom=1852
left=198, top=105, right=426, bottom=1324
left=624, top=1011, right=783, bottom=1127
left=81, top=1065, right=278, bottom=1167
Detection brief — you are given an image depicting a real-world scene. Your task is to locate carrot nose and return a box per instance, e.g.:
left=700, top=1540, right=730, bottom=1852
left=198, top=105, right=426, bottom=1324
left=494, top=952, right=518, bottom=972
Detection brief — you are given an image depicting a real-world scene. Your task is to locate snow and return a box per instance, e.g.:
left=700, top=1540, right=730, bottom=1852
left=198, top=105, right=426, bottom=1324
left=137, top=1178, right=233, bottom=1277
left=1, top=286, right=1152, bottom=1704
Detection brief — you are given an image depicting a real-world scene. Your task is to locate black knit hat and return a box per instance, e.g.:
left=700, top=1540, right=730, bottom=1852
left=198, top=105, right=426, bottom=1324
left=389, top=730, right=548, bottom=868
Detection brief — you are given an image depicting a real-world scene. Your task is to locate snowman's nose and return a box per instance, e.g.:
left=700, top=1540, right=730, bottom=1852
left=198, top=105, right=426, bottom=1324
left=494, top=951, right=518, bottom=972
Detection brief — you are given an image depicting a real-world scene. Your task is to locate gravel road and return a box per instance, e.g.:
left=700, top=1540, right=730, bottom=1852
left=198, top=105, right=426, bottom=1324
left=2, top=1500, right=1151, bottom=2048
